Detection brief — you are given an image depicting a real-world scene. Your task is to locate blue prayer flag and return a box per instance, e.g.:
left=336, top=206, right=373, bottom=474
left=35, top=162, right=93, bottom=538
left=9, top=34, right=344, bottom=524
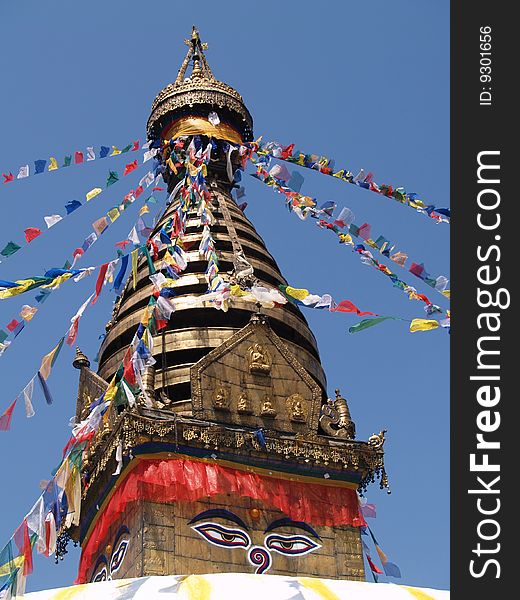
left=34, top=159, right=47, bottom=174
left=65, top=200, right=82, bottom=214
left=99, top=146, right=110, bottom=158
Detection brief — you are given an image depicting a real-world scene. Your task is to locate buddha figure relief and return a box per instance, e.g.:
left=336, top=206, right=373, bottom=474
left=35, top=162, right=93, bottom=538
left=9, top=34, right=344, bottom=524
left=213, top=387, right=230, bottom=411
left=287, top=394, right=307, bottom=422
left=248, top=343, right=271, bottom=375
left=237, top=392, right=253, bottom=414
left=260, top=396, right=277, bottom=417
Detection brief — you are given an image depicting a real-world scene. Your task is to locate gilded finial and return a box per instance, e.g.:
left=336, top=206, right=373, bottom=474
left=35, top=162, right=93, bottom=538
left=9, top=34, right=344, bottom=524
left=73, top=347, right=90, bottom=370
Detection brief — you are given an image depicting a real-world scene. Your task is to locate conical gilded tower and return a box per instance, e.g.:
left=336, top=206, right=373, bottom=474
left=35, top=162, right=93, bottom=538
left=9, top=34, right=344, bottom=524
left=70, top=28, right=388, bottom=584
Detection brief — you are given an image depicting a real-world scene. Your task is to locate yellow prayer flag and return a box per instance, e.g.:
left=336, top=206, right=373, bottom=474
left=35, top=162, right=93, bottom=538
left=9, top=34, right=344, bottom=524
left=39, top=338, right=64, bottom=380
left=442, top=289, right=451, bottom=299
left=230, top=284, right=249, bottom=297
left=139, top=205, right=150, bottom=216
left=42, top=272, right=73, bottom=290
left=286, top=286, right=310, bottom=301
left=111, top=146, right=121, bottom=156
left=48, top=157, right=59, bottom=171
left=107, top=207, right=120, bottom=222
left=131, top=249, right=139, bottom=290
left=409, top=318, right=440, bottom=333
left=0, top=279, right=38, bottom=299
left=86, top=187, right=103, bottom=202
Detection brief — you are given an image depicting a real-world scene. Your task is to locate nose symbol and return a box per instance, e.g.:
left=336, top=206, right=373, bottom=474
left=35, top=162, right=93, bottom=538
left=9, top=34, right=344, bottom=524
left=248, top=546, right=271, bottom=574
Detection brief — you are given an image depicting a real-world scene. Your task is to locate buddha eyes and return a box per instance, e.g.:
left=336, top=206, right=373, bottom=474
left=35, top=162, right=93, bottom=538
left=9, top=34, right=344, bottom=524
left=191, top=521, right=320, bottom=559
left=265, top=533, right=320, bottom=556
left=92, top=567, right=107, bottom=582
left=192, top=522, right=251, bottom=549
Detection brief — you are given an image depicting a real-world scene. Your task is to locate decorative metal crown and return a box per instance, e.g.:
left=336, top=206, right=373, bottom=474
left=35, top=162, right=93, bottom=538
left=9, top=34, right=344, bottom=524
left=147, top=26, right=253, bottom=139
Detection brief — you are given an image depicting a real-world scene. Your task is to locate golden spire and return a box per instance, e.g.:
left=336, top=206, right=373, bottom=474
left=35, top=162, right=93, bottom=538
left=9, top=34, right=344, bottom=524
left=175, top=26, right=214, bottom=84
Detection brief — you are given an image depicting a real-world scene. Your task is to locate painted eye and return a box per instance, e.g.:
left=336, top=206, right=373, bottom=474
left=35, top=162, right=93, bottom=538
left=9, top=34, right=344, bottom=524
left=92, top=566, right=108, bottom=582
left=110, top=539, right=129, bottom=575
left=265, top=533, right=321, bottom=556
left=192, top=522, right=251, bottom=549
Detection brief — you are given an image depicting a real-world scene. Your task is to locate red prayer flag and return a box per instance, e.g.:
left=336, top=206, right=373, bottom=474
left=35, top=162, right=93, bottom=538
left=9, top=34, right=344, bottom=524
left=74, top=151, right=84, bottom=164
left=134, top=185, right=144, bottom=198
left=358, top=223, right=372, bottom=241
left=281, top=144, right=295, bottom=159
left=6, top=319, right=20, bottom=332
left=24, top=227, right=42, bottom=243
left=152, top=186, right=164, bottom=191
left=66, top=319, right=79, bottom=347
left=124, top=160, right=138, bottom=176
left=73, top=247, right=84, bottom=259
left=0, top=399, right=17, bottom=431
left=2, top=172, right=14, bottom=183
left=367, top=555, right=383, bottom=574
left=122, top=348, right=136, bottom=386
left=332, top=300, right=376, bottom=317
left=115, top=240, right=131, bottom=249
left=132, top=140, right=140, bottom=151
left=92, top=263, right=109, bottom=304
left=13, top=518, right=34, bottom=575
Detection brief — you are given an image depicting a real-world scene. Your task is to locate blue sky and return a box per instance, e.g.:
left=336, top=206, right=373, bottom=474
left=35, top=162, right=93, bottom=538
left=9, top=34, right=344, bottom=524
left=0, top=0, right=449, bottom=592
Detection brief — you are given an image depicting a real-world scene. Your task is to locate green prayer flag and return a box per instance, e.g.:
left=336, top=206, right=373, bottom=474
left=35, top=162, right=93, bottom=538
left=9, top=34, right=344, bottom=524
left=145, top=195, right=158, bottom=204
left=120, top=144, right=132, bottom=153
left=349, top=316, right=398, bottom=334
left=106, top=170, right=119, bottom=186
left=0, top=330, right=8, bottom=343
left=142, top=246, right=156, bottom=275
left=1, top=241, right=21, bottom=257
left=63, top=155, right=72, bottom=167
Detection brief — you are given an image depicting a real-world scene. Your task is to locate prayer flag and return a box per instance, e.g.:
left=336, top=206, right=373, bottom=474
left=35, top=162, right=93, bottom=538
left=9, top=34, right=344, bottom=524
left=39, top=338, right=65, bottom=380
left=331, top=300, right=376, bottom=316
left=86, top=147, right=95, bottom=161
left=131, top=249, right=139, bottom=289
left=111, top=146, right=121, bottom=156
left=349, top=316, right=397, bottom=333
left=409, top=318, right=440, bottom=332
left=74, top=151, right=84, bottom=164
left=65, top=200, right=82, bottom=214
left=81, top=232, right=97, bottom=251
left=0, top=399, right=17, bottom=431
left=115, top=239, right=130, bottom=250
left=92, top=263, right=109, bottom=304
left=121, top=144, right=132, bottom=153
left=34, top=159, right=46, bottom=174
left=124, top=160, right=138, bottom=175
left=113, top=254, right=129, bottom=293
left=86, top=187, right=102, bottom=201
left=24, top=227, right=42, bottom=243
left=22, top=378, right=35, bottom=418
left=107, top=207, right=120, bottom=222
left=20, top=304, right=38, bottom=321
left=92, top=217, right=109, bottom=236
left=17, top=165, right=29, bottom=178
left=48, top=157, right=59, bottom=171
left=285, top=286, right=310, bottom=301
left=132, top=140, right=140, bottom=151
left=390, top=251, right=408, bottom=267
left=63, top=155, right=72, bottom=167
left=2, top=172, right=14, bottom=183
left=6, top=319, right=20, bottom=332
left=37, top=371, right=54, bottom=404
left=99, top=146, right=110, bottom=158
left=106, top=171, right=119, bottom=186
left=383, top=561, right=402, bottom=578
left=13, top=519, right=33, bottom=575
left=44, top=214, right=62, bottom=228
